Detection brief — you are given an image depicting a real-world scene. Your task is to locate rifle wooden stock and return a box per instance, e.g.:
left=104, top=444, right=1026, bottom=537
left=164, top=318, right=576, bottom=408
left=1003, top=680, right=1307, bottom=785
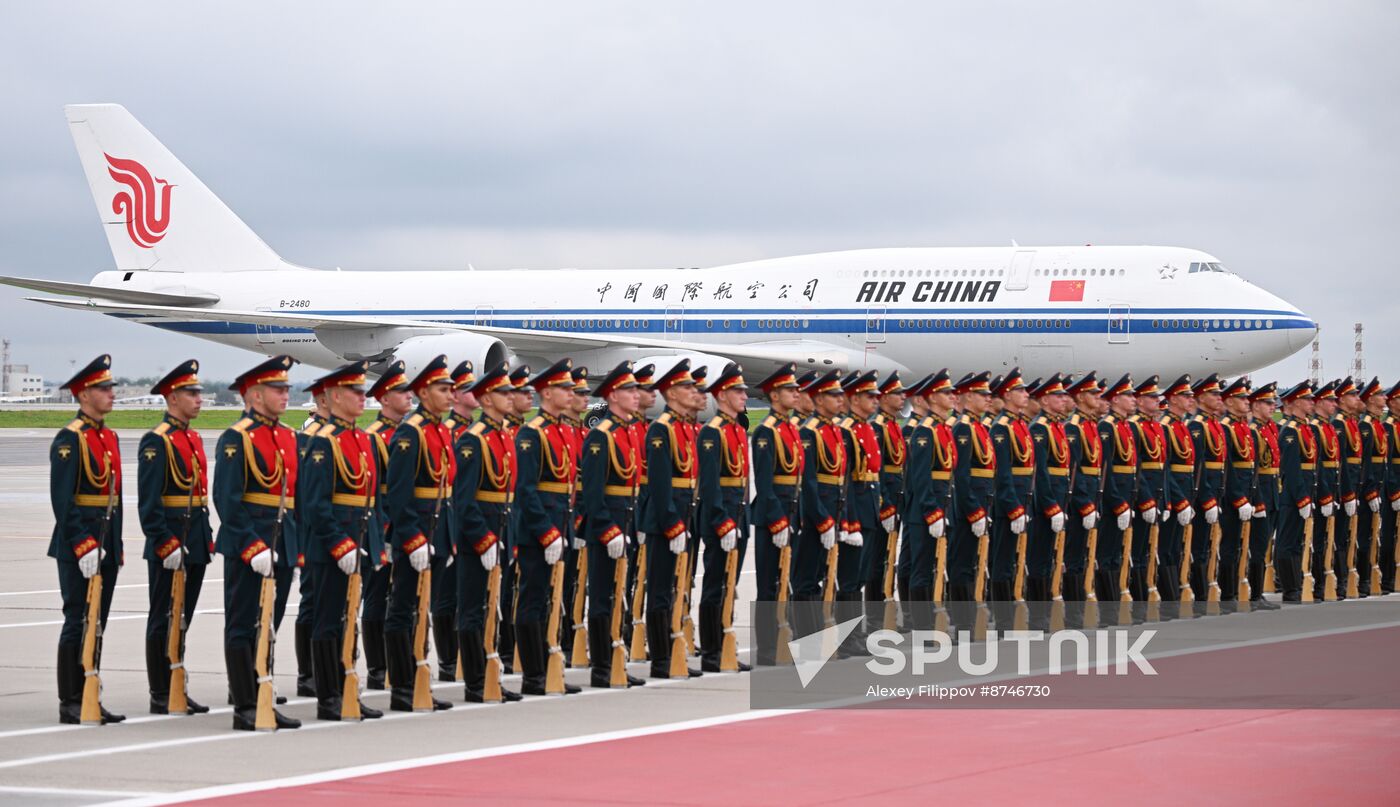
left=411, top=567, right=434, bottom=711
left=1177, top=523, right=1194, bottom=620
left=1369, top=511, right=1382, bottom=593
left=1205, top=522, right=1222, bottom=614
left=1347, top=513, right=1360, bottom=599
left=609, top=553, right=629, bottom=688
left=629, top=543, right=648, bottom=661
left=1236, top=521, right=1252, bottom=609
left=254, top=575, right=277, bottom=730
left=1013, top=530, right=1029, bottom=632
left=973, top=532, right=989, bottom=641
left=882, top=528, right=899, bottom=631
left=669, top=550, right=691, bottom=677
left=483, top=564, right=503, bottom=703
left=720, top=548, right=740, bottom=672
left=682, top=539, right=698, bottom=656
left=166, top=567, right=188, bottom=715
left=509, top=565, right=521, bottom=673
left=1300, top=516, right=1315, bottom=603
left=1263, top=535, right=1276, bottom=593
left=1083, top=527, right=1099, bottom=627
left=79, top=573, right=104, bottom=725
left=1049, top=530, right=1066, bottom=632
left=1145, top=523, right=1161, bottom=622
left=774, top=545, right=793, bottom=664
left=1117, top=526, right=1133, bottom=626
left=933, top=537, right=950, bottom=635
left=1322, top=515, right=1337, bottom=601
left=341, top=571, right=363, bottom=720
left=822, top=543, right=838, bottom=624
left=570, top=547, right=590, bottom=667
left=545, top=558, right=567, bottom=695
left=1394, top=512, right=1400, bottom=585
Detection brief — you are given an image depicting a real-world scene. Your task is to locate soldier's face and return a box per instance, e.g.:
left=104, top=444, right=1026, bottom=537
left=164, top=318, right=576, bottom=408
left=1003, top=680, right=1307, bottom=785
left=881, top=392, right=906, bottom=415
left=1004, top=388, right=1029, bottom=413
left=1389, top=397, right=1400, bottom=417
left=512, top=389, right=534, bottom=414
left=770, top=387, right=799, bottom=413
left=796, top=392, right=814, bottom=414
left=329, top=386, right=367, bottom=420
left=931, top=390, right=956, bottom=414
left=418, top=381, right=453, bottom=415
left=638, top=388, right=657, bottom=409
left=571, top=391, right=589, bottom=414
left=1168, top=394, right=1193, bottom=417
left=815, top=391, right=845, bottom=418
left=1225, top=396, right=1249, bottom=418
left=78, top=385, right=115, bottom=416
left=167, top=388, right=203, bottom=421
left=1136, top=395, right=1160, bottom=417
left=1366, top=396, right=1385, bottom=417
left=1251, top=401, right=1275, bottom=421
left=1314, top=398, right=1335, bottom=419
left=1341, top=393, right=1362, bottom=415
left=608, top=387, right=641, bottom=416
left=719, top=387, right=748, bottom=415
left=962, top=392, right=989, bottom=417
left=850, top=391, right=878, bottom=418
left=454, top=388, right=478, bottom=411
left=245, top=384, right=289, bottom=418
left=379, top=389, right=413, bottom=419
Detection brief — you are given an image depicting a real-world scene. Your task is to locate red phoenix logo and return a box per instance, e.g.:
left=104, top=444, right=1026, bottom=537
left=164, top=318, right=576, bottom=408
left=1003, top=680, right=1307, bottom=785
left=104, top=153, right=173, bottom=248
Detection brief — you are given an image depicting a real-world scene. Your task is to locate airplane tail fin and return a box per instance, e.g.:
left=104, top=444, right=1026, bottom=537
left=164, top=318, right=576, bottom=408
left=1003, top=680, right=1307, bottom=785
left=64, top=104, right=287, bottom=273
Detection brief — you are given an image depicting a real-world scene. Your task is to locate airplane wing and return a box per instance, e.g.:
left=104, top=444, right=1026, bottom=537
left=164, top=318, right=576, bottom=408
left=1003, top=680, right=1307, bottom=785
left=1, top=275, right=220, bottom=306
left=26, top=297, right=880, bottom=371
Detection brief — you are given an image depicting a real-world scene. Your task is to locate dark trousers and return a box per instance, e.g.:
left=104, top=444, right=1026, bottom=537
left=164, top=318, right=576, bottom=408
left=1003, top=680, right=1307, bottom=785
left=908, top=522, right=939, bottom=590
left=311, top=563, right=350, bottom=642
left=700, top=532, right=748, bottom=608
left=362, top=559, right=390, bottom=621
left=430, top=553, right=456, bottom=616
left=835, top=539, right=861, bottom=595
left=793, top=523, right=829, bottom=600
left=860, top=525, right=891, bottom=596
left=516, top=541, right=556, bottom=624
left=1332, top=510, right=1354, bottom=589
left=1063, top=515, right=1091, bottom=576
left=753, top=528, right=783, bottom=602
left=1357, top=506, right=1378, bottom=592
left=646, top=538, right=679, bottom=613
left=989, top=516, right=1018, bottom=584
left=57, top=558, right=119, bottom=645
left=1027, top=515, right=1057, bottom=581
left=272, top=562, right=294, bottom=633
left=1381, top=504, right=1398, bottom=591
left=385, top=555, right=425, bottom=633
left=587, top=540, right=620, bottom=619
left=145, top=559, right=206, bottom=640
left=224, top=556, right=287, bottom=645
left=946, top=519, right=980, bottom=587
left=296, top=562, right=316, bottom=627
left=453, top=549, right=490, bottom=631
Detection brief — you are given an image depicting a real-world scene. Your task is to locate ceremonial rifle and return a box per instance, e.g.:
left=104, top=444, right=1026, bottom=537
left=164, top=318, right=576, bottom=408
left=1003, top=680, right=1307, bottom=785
left=167, top=455, right=199, bottom=715
left=1301, top=514, right=1316, bottom=603
left=340, top=495, right=371, bottom=720
left=1346, top=511, right=1359, bottom=599
left=568, top=470, right=590, bottom=668
left=1236, top=520, right=1253, bottom=610
left=1322, top=510, right=1337, bottom=601
left=608, top=483, right=636, bottom=688
left=254, top=456, right=289, bottom=731
left=482, top=496, right=512, bottom=704
left=80, top=451, right=118, bottom=726
left=412, top=448, right=449, bottom=712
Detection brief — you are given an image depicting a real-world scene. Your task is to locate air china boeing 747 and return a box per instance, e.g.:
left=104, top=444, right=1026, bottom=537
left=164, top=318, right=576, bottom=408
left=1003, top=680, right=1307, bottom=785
left=2, top=105, right=1316, bottom=382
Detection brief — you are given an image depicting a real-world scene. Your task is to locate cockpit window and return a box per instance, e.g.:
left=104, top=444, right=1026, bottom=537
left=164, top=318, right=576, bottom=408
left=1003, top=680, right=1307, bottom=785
left=1188, top=261, right=1228, bottom=274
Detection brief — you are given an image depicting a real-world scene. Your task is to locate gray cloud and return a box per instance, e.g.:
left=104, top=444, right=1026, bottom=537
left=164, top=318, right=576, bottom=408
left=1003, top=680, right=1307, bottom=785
left=0, top=0, right=1395, bottom=384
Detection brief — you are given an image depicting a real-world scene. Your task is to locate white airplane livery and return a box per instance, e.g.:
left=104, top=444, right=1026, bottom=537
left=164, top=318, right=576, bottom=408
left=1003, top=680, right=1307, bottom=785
left=4, top=104, right=1316, bottom=384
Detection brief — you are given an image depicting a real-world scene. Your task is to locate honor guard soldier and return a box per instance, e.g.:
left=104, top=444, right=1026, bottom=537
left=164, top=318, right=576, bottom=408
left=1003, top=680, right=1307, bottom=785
left=640, top=359, right=702, bottom=679
left=1097, top=374, right=1139, bottom=616
left=1332, top=377, right=1363, bottom=597
left=1276, top=382, right=1318, bottom=601
left=904, top=370, right=958, bottom=630
left=1382, top=382, right=1400, bottom=594
left=580, top=362, right=647, bottom=688
left=794, top=371, right=847, bottom=637
left=214, top=355, right=301, bottom=731
left=434, top=360, right=476, bottom=680
left=697, top=363, right=752, bottom=672
left=894, top=373, right=935, bottom=609
left=1358, top=378, right=1389, bottom=597
left=508, top=364, right=533, bottom=432
left=1187, top=374, right=1226, bottom=604
left=1028, top=374, right=1072, bottom=627
left=1130, top=376, right=1167, bottom=610
left=513, top=359, right=584, bottom=694
left=293, top=379, right=331, bottom=698
left=1218, top=378, right=1258, bottom=611
left=362, top=360, right=411, bottom=689
left=1248, top=383, right=1282, bottom=609
left=750, top=363, right=804, bottom=664
left=871, top=372, right=907, bottom=624
left=453, top=363, right=524, bottom=702
left=794, top=370, right=818, bottom=420
left=51, top=355, right=125, bottom=725
left=627, top=364, right=657, bottom=656
left=560, top=366, right=590, bottom=663
left=1061, top=374, right=1103, bottom=623
left=383, top=354, right=455, bottom=712
left=838, top=371, right=882, bottom=648
left=1309, top=381, right=1342, bottom=600
left=949, top=371, right=996, bottom=636
left=138, top=359, right=212, bottom=715
left=299, top=362, right=385, bottom=721
left=988, top=369, right=1033, bottom=628
left=1159, top=376, right=1198, bottom=609
left=497, top=363, right=533, bottom=670
left=985, top=376, right=1004, bottom=427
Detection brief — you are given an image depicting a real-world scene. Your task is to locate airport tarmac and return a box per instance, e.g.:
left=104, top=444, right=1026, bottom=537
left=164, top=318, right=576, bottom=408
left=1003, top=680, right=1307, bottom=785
left=1, top=428, right=1397, bottom=806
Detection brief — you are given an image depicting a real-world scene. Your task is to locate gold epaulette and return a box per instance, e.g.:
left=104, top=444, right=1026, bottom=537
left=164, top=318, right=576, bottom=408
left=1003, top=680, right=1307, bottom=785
left=801, top=417, right=819, bottom=430
left=708, top=415, right=725, bottom=428
left=154, top=421, right=171, bottom=436
left=231, top=417, right=253, bottom=433
left=656, top=412, right=672, bottom=425
left=406, top=413, right=424, bottom=427
left=365, top=420, right=384, bottom=434
left=1068, top=413, right=1081, bottom=426
left=316, top=422, right=337, bottom=437
left=945, top=415, right=957, bottom=427
left=761, top=414, right=777, bottom=428
left=959, top=414, right=972, bottom=425
left=469, top=421, right=487, bottom=435
left=919, top=416, right=935, bottom=429
left=527, top=415, right=545, bottom=428
left=597, top=419, right=614, bottom=432
left=874, top=413, right=886, bottom=426
left=995, top=414, right=1011, bottom=426
left=64, top=418, right=84, bottom=433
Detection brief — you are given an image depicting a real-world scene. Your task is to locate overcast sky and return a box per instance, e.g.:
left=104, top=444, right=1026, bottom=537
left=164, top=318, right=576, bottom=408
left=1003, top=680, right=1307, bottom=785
left=1, top=1, right=1395, bottom=387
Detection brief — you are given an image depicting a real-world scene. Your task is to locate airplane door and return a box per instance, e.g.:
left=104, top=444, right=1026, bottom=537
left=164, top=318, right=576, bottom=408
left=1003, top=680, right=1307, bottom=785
left=665, top=306, right=684, bottom=339
left=474, top=305, right=493, bottom=326
left=255, top=308, right=274, bottom=345
left=1108, top=304, right=1130, bottom=344
left=866, top=306, right=887, bottom=344
left=1006, top=250, right=1036, bottom=291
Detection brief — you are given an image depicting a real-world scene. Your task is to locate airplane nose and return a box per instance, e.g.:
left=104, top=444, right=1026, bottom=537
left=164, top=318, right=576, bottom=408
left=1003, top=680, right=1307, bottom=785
left=1288, top=318, right=1319, bottom=353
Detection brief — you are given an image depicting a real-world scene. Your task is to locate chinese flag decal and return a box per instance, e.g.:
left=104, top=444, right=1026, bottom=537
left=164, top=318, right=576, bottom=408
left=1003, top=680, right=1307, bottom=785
left=1049, top=280, right=1086, bottom=301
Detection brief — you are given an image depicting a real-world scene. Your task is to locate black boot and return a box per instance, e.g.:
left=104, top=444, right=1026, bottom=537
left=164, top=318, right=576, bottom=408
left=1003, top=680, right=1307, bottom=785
left=1026, top=578, right=1049, bottom=631
left=989, top=581, right=1015, bottom=632
left=896, top=576, right=912, bottom=631
left=433, top=616, right=458, bottom=682
left=1062, top=573, right=1084, bottom=629
left=362, top=620, right=387, bottom=690
left=1156, top=563, right=1179, bottom=618
left=459, top=628, right=486, bottom=702
left=313, top=639, right=346, bottom=721
left=1279, top=555, right=1302, bottom=603
left=647, top=609, right=676, bottom=678
left=57, top=643, right=83, bottom=725
left=1218, top=563, right=1238, bottom=613
left=700, top=604, right=723, bottom=672
left=521, top=621, right=567, bottom=696
left=498, top=621, right=517, bottom=676
left=1249, top=561, right=1279, bottom=610
left=517, top=622, right=546, bottom=696
left=226, top=643, right=258, bottom=731
left=147, top=635, right=171, bottom=715
left=907, top=586, right=933, bottom=632
left=385, top=630, right=450, bottom=711
left=588, top=614, right=614, bottom=688
left=294, top=622, right=315, bottom=697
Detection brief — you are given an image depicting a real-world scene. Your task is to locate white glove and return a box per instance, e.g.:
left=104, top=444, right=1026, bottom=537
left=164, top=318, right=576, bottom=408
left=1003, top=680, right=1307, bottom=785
left=881, top=515, right=896, bottom=533
left=479, top=542, right=498, bottom=571
left=162, top=545, right=184, bottom=571
left=820, top=527, right=837, bottom=550
left=1143, top=508, right=1158, bottom=525
left=337, top=548, right=359, bottom=576
left=606, top=534, right=626, bottom=560
left=1083, top=512, right=1098, bottom=531
left=971, top=517, right=987, bottom=538
left=1391, top=499, right=1400, bottom=512
left=1116, top=511, right=1131, bottom=531
left=1050, top=512, right=1065, bottom=533
left=720, top=529, right=738, bottom=552
left=1252, top=506, right=1267, bottom=519
left=572, top=537, right=586, bottom=550
left=1010, top=514, right=1027, bottom=534
left=544, top=539, right=563, bottom=565
left=1344, top=500, right=1357, bottom=517
left=1368, top=498, right=1381, bottom=514
left=250, top=547, right=274, bottom=577
left=771, top=527, right=790, bottom=549
left=929, top=518, right=946, bottom=539
left=1204, top=505, right=1220, bottom=525
left=1238, top=504, right=1254, bottom=522
left=408, top=544, right=430, bottom=573
left=1299, top=503, right=1313, bottom=520
left=636, top=531, right=647, bottom=546
left=78, top=548, right=100, bottom=578
left=840, top=530, right=864, bottom=547
left=445, top=553, right=455, bottom=569
left=670, top=532, right=688, bottom=554
left=1178, top=506, right=1194, bottom=526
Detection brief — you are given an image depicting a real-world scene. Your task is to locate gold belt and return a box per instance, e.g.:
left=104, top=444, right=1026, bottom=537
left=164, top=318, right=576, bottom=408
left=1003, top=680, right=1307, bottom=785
left=1011, top=468, right=1033, bottom=476
left=1080, top=466, right=1100, bottom=475
left=720, top=477, right=747, bottom=487
left=1140, top=462, right=1164, bottom=470
left=772, top=475, right=798, bottom=485
left=931, top=471, right=951, bottom=480
left=537, top=481, right=572, bottom=494
left=1170, top=464, right=1194, bottom=473
left=971, top=469, right=994, bottom=478
left=1048, top=467, right=1069, bottom=477
left=331, top=493, right=374, bottom=507
left=478, top=490, right=514, bottom=503
left=816, top=473, right=844, bottom=485
left=882, top=466, right=903, bottom=474
left=670, top=477, right=695, bottom=488
left=74, top=493, right=118, bottom=507
left=242, top=492, right=295, bottom=509
left=604, top=485, right=637, bottom=497
left=1347, top=457, right=1362, bottom=464
left=1322, top=461, right=1339, bottom=468
left=1232, top=461, right=1254, bottom=468
left=852, top=473, right=879, bottom=482
left=1203, top=462, right=1224, bottom=470
left=160, top=495, right=206, bottom=507
left=413, top=487, right=448, bottom=500
left=1257, top=468, right=1278, bottom=475
left=1370, top=458, right=1386, bottom=464
left=1111, top=465, right=1137, bottom=474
